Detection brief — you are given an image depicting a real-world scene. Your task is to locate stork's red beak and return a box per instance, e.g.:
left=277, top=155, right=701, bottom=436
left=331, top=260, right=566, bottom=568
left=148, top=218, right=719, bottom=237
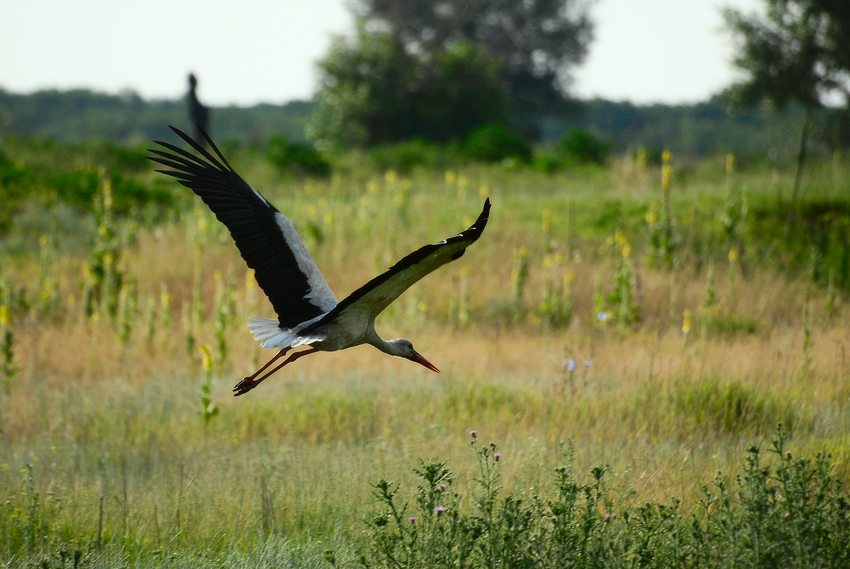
left=410, top=351, right=441, bottom=373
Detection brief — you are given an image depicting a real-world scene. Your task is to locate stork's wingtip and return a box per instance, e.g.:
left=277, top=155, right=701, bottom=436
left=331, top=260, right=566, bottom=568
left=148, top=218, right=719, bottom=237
left=479, top=197, right=492, bottom=222
left=168, top=125, right=195, bottom=143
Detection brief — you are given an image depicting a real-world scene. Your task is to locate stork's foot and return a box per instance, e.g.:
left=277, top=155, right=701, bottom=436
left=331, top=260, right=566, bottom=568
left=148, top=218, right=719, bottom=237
left=233, top=377, right=260, bottom=396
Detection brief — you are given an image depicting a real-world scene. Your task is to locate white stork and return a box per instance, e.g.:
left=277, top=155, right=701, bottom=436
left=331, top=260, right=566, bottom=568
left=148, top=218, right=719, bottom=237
left=149, top=127, right=490, bottom=395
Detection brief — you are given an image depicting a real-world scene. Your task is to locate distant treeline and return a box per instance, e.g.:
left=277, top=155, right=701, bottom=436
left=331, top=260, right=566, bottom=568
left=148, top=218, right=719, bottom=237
left=0, top=87, right=845, bottom=160
left=0, top=88, right=313, bottom=146
left=562, top=98, right=829, bottom=160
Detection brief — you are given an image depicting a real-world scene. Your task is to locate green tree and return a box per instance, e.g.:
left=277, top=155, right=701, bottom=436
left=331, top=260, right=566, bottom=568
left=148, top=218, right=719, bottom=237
left=309, top=24, right=510, bottom=147
left=724, top=0, right=850, bottom=233
left=352, top=0, right=594, bottom=138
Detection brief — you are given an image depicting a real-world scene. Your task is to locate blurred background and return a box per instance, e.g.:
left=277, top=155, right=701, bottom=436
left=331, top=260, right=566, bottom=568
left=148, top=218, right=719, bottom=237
left=3, top=1, right=850, bottom=566
left=5, top=0, right=842, bottom=161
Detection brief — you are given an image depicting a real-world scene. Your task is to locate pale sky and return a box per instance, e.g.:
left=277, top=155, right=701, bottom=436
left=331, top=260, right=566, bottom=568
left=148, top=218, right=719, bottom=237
left=1, top=0, right=762, bottom=107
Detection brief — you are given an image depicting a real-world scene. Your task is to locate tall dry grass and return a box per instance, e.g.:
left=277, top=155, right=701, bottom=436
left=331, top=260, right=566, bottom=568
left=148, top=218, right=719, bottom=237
left=1, top=150, right=849, bottom=559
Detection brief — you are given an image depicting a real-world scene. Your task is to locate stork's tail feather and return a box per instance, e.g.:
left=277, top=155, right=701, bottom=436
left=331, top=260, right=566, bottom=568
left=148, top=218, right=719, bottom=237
left=248, top=317, right=326, bottom=349
left=249, top=317, right=295, bottom=349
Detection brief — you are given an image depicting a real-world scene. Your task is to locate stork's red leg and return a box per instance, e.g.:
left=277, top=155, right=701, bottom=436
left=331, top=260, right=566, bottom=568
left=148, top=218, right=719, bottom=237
left=232, top=347, right=321, bottom=396
left=246, top=347, right=321, bottom=385
left=232, top=347, right=291, bottom=396
left=279, top=347, right=320, bottom=366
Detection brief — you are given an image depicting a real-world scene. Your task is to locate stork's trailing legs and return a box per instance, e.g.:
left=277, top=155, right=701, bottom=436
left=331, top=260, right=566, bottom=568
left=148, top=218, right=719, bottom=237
left=232, top=347, right=321, bottom=396
left=233, top=347, right=290, bottom=396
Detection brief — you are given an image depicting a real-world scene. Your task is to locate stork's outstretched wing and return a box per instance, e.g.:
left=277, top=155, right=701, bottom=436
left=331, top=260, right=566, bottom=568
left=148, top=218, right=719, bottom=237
left=149, top=126, right=337, bottom=328
left=303, top=199, right=491, bottom=333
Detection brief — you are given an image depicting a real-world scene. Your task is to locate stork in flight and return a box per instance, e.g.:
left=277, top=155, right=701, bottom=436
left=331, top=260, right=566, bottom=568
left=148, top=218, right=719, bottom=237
left=149, top=127, right=490, bottom=395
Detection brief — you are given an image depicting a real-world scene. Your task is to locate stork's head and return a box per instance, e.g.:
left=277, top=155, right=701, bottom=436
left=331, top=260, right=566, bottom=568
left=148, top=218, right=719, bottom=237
left=393, top=339, right=440, bottom=373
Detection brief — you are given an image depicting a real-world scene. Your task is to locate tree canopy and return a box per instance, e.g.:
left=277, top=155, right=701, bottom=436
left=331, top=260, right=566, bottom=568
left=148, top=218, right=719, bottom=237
left=724, top=0, right=850, bottom=110
left=308, top=24, right=510, bottom=147
left=353, top=0, right=593, bottom=126
left=724, top=0, right=850, bottom=231
left=310, top=0, right=594, bottom=146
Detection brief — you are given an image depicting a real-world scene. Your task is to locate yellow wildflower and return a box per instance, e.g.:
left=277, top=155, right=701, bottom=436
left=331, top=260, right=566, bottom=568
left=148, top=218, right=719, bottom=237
left=661, top=164, right=672, bottom=193
left=244, top=270, right=256, bottom=291
left=200, top=345, right=213, bottom=371
left=646, top=205, right=658, bottom=225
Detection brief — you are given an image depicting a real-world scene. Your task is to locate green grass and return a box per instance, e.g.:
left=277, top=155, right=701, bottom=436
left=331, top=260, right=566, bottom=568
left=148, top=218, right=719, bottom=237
left=2, top=138, right=850, bottom=566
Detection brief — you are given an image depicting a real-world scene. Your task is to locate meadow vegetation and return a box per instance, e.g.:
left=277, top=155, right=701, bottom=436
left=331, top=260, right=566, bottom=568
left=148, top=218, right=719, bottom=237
left=1, top=137, right=850, bottom=567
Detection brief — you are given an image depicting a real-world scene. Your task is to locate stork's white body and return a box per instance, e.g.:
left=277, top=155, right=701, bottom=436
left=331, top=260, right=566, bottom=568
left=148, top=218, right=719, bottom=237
left=149, top=126, right=490, bottom=395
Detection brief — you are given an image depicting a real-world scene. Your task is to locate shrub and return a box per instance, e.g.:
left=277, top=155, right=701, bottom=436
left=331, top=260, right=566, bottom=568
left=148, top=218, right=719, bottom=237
left=0, top=149, right=30, bottom=234
left=50, top=168, right=172, bottom=216
left=461, top=123, right=532, bottom=164
left=559, top=127, right=611, bottom=165
left=360, top=429, right=850, bottom=568
left=370, top=139, right=443, bottom=173
left=266, top=136, right=331, bottom=178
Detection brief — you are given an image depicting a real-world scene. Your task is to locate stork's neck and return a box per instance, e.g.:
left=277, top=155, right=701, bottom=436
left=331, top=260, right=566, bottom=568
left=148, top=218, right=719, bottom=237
left=367, top=329, right=406, bottom=357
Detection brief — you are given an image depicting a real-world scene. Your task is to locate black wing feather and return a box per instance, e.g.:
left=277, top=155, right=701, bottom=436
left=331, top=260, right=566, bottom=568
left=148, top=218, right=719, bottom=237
left=303, top=198, right=491, bottom=333
left=148, top=126, right=329, bottom=328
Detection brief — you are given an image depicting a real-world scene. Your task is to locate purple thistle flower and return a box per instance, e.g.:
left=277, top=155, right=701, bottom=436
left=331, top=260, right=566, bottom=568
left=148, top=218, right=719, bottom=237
left=434, top=506, right=446, bottom=516
left=438, top=483, right=447, bottom=491
left=494, top=453, right=501, bottom=462
left=469, top=430, right=476, bottom=438
left=604, top=514, right=611, bottom=522
left=409, top=517, right=417, bottom=523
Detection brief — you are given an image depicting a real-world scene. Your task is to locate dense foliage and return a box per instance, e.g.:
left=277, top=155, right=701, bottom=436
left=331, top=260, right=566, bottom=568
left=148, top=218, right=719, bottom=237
left=0, top=88, right=312, bottom=144
left=351, top=0, right=594, bottom=136
left=723, top=0, right=850, bottom=231
left=724, top=0, right=850, bottom=111
left=364, top=430, right=850, bottom=569
left=309, top=27, right=509, bottom=147
left=2, top=88, right=847, bottom=160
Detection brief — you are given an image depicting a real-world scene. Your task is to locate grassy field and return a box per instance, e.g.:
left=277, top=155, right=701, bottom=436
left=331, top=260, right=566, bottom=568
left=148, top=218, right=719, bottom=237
left=1, top=141, right=850, bottom=567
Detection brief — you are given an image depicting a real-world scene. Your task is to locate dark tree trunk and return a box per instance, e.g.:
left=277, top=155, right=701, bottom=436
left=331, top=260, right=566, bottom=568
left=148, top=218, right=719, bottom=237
left=786, top=100, right=813, bottom=237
